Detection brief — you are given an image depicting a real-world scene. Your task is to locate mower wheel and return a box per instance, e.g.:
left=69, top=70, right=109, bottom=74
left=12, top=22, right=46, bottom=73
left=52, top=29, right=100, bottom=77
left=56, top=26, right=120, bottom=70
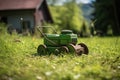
left=60, top=46, right=69, bottom=53
left=78, top=43, right=89, bottom=55
left=67, top=44, right=76, bottom=53
left=37, top=45, right=47, bottom=55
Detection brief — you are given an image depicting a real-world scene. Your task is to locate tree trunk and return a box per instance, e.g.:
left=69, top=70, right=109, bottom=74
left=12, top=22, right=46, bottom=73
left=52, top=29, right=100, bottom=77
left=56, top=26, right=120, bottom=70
left=113, top=0, right=120, bottom=36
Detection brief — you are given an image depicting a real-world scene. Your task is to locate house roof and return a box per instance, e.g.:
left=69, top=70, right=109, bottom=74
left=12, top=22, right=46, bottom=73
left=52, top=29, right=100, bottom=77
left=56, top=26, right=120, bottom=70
left=0, top=0, right=43, bottom=10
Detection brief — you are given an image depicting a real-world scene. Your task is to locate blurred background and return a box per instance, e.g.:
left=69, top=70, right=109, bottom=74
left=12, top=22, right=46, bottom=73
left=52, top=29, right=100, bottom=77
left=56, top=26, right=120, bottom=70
left=0, top=0, right=120, bottom=37
left=46, top=0, right=120, bottom=37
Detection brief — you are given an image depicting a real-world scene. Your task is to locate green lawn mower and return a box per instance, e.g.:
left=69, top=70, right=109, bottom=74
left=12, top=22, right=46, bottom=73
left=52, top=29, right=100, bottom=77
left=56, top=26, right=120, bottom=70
left=37, top=26, right=89, bottom=56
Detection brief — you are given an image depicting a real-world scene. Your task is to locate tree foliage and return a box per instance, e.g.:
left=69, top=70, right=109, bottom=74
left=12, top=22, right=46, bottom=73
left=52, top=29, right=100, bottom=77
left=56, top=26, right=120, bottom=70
left=47, top=0, right=87, bottom=34
left=61, top=1, right=84, bottom=32
left=93, top=0, right=120, bottom=36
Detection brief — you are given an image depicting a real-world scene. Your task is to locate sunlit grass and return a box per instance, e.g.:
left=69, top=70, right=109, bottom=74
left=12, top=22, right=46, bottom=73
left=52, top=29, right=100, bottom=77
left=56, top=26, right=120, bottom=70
left=0, top=34, right=120, bottom=80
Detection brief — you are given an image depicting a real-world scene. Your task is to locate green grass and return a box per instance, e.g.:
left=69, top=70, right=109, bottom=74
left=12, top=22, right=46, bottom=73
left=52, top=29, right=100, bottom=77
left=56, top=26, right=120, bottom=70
left=0, top=33, right=120, bottom=80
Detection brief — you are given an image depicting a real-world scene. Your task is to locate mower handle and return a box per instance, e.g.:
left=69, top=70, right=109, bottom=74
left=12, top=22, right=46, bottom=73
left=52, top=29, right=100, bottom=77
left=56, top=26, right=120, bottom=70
left=36, top=26, right=57, bottom=34
left=36, top=26, right=58, bottom=45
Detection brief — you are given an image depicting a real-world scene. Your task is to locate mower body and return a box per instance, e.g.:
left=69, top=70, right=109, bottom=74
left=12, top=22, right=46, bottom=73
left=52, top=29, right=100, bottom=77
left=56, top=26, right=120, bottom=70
left=43, top=30, right=78, bottom=53
left=44, top=30, right=77, bottom=46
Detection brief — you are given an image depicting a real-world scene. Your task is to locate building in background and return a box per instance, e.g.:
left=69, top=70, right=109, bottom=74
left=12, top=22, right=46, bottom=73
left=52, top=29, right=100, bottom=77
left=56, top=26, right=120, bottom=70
left=0, top=0, right=53, bottom=34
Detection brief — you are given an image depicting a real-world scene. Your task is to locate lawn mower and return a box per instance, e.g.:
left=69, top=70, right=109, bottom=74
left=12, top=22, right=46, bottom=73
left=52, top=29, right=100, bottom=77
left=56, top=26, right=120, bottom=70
left=37, top=26, right=89, bottom=56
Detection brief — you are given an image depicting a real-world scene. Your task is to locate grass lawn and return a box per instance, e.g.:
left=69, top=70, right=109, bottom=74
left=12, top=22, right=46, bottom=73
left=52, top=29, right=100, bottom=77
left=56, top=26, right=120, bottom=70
left=0, top=33, right=120, bottom=80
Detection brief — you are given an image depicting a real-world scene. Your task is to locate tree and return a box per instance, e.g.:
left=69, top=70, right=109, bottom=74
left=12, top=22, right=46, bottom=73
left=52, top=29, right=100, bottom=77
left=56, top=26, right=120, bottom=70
left=48, top=0, right=84, bottom=34
left=93, top=0, right=120, bottom=36
left=62, top=0, right=83, bottom=32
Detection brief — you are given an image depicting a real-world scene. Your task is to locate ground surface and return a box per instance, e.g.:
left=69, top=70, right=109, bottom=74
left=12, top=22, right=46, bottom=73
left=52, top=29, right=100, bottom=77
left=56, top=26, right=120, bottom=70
left=0, top=34, right=120, bottom=80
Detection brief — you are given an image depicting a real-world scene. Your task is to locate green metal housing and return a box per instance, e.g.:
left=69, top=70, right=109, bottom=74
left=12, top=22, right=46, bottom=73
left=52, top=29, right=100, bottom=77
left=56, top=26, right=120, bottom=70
left=44, top=30, right=78, bottom=47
